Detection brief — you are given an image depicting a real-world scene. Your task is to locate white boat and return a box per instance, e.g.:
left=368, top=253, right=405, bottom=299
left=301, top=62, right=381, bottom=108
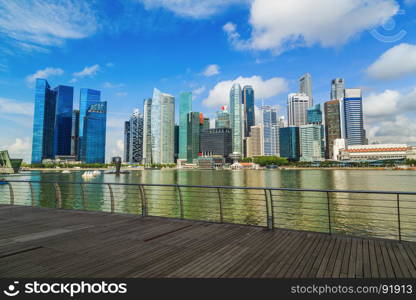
left=62, top=170, right=71, bottom=174
left=81, top=170, right=101, bottom=179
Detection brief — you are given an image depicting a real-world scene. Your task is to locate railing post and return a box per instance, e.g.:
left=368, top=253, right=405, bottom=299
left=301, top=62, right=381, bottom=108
left=54, top=183, right=62, bottom=209
left=28, top=182, right=35, bottom=206
left=81, top=184, right=87, bottom=210
left=7, top=183, right=14, bottom=205
left=108, top=184, right=115, bottom=213
left=177, top=184, right=184, bottom=219
left=217, top=188, right=223, bottom=223
left=269, top=189, right=274, bottom=229
left=397, top=193, right=402, bottom=243
left=264, top=189, right=273, bottom=230
left=326, top=192, right=332, bottom=235
left=139, top=185, right=147, bottom=216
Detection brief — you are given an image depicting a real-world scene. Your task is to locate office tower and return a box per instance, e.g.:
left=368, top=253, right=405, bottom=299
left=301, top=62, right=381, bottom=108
left=151, top=88, right=175, bottom=164
left=129, top=109, right=144, bottom=163
left=142, top=98, right=152, bottom=164
left=82, top=102, right=107, bottom=163
left=179, top=92, right=192, bottom=160
left=200, top=128, right=232, bottom=158
left=299, top=73, right=313, bottom=106
left=262, top=106, right=279, bottom=156
left=78, top=88, right=101, bottom=160
left=174, top=125, right=179, bottom=162
left=333, top=138, right=346, bottom=160
left=279, top=127, right=300, bottom=161
left=331, top=78, right=345, bottom=100
left=187, top=112, right=201, bottom=163
left=71, top=110, right=80, bottom=157
left=202, top=117, right=210, bottom=131
left=242, top=85, right=255, bottom=137
left=215, top=106, right=230, bottom=128
left=278, top=116, right=286, bottom=128
left=271, top=125, right=280, bottom=157
left=123, top=121, right=130, bottom=162
left=230, top=83, right=243, bottom=155
left=287, top=93, right=309, bottom=126
left=324, top=100, right=341, bottom=159
left=53, top=85, right=73, bottom=156
left=307, top=104, right=322, bottom=124
left=344, top=88, right=365, bottom=145
left=299, top=124, right=324, bottom=161
left=31, top=79, right=57, bottom=164
left=246, top=125, right=263, bottom=157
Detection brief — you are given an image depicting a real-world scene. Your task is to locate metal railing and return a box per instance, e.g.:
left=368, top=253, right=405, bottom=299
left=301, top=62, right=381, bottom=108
left=1, top=180, right=416, bottom=242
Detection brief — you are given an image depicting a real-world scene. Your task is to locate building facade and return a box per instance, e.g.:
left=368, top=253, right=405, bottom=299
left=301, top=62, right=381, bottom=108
left=179, top=92, right=192, bottom=160
left=53, top=85, right=73, bottom=156
left=71, top=110, right=80, bottom=157
left=215, top=106, right=230, bottom=128
left=344, top=88, right=365, bottom=146
left=324, top=100, right=342, bottom=159
left=299, top=124, right=324, bottom=161
left=247, top=125, right=263, bottom=157
left=307, top=104, right=322, bottom=124
left=142, top=98, right=152, bottom=164
left=151, top=88, right=175, bottom=164
left=340, top=144, right=410, bottom=161
left=82, top=102, right=107, bottom=163
left=123, top=121, right=130, bottom=162
left=287, top=93, right=310, bottom=127
left=230, top=83, right=243, bottom=155
left=279, top=127, right=300, bottom=161
left=262, top=106, right=279, bottom=156
left=200, top=128, right=232, bottom=158
left=242, top=85, right=255, bottom=137
left=187, top=112, right=201, bottom=163
left=331, top=78, right=345, bottom=100
left=299, top=73, right=313, bottom=106
left=129, top=109, right=144, bottom=163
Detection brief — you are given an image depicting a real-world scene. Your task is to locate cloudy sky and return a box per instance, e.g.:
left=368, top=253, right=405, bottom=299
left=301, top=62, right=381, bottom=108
left=0, top=0, right=415, bottom=162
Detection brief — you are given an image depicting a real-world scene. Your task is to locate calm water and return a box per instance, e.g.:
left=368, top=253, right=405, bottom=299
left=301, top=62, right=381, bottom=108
left=1, top=169, right=416, bottom=241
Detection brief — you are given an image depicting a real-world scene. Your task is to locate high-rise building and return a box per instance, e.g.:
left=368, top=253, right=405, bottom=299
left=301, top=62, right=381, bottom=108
left=279, top=127, right=300, bottom=161
left=262, top=106, right=279, bottom=156
left=344, top=88, right=365, bottom=145
left=299, top=124, right=324, bottom=161
left=142, top=98, right=152, bottom=164
left=174, top=125, right=179, bottom=162
left=53, top=85, right=73, bottom=156
left=179, top=92, right=192, bottom=160
left=78, top=88, right=101, bottom=160
left=31, top=79, right=57, bottom=164
left=71, top=110, right=80, bottom=157
left=200, top=128, right=232, bottom=158
left=271, top=125, right=280, bottom=157
left=299, top=73, right=313, bottom=106
left=307, top=104, right=322, bottom=124
left=151, top=88, right=175, bottom=164
left=331, top=78, right=345, bottom=100
left=287, top=93, right=309, bottom=127
left=202, top=117, right=210, bottom=131
left=324, top=100, right=341, bottom=159
left=215, top=106, right=230, bottom=128
left=123, top=121, right=130, bottom=162
left=129, top=109, right=144, bottom=163
left=82, top=102, right=107, bottom=163
left=246, top=125, right=263, bottom=157
left=242, top=85, right=255, bottom=137
left=187, top=112, right=201, bottom=163
left=230, top=83, right=243, bottom=155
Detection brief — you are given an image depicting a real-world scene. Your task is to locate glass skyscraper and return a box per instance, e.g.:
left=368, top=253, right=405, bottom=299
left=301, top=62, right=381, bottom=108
left=151, top=88, right=175, bottom=164
left=324, top=100, right=341, bottom=159
left=299, top=73, right=313, bottom=106
left=129, top=109, right=144, bottom=163
left=53, top=85, right=73, bottom=156
left=187, top=112, right=201, bottom=163
left=215, top=107, right=230, bottom=128
left=299, top=124, right=324, bottom=161
left=31, top=79, right=57, bottom=164
left=124, top=121, right=130, bottom=162
left=279, top=127, right=300, bottom=161
left=71, top=110, right=80, bottom=157
left=287, top=93, right=309, bottom=126
left=343, top=88, right=365, bottom=145
left=230, top=83, right=243, bottom=155
left=307, top=104, right=322, bottom=124
left=179, top=92, right=192, bottom=160
left=262, top=106, right=279, bottom=156
left=82, top=102, right=107, bottom=163
left=142, top=98, right=152, bottom=164
left=331, top=78, right=344, bottom=100
left=242, top=85, right=255, bottom=137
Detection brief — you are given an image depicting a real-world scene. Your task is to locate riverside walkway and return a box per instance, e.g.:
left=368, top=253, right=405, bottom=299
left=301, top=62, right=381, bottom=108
left=1, top=204, right=416, bottom=278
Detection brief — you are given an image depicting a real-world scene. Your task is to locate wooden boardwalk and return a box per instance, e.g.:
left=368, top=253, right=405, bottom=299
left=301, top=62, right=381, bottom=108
left=1, top=204, right=416, bottom=278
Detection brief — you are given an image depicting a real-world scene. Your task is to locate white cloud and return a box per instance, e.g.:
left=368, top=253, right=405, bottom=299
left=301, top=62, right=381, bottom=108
left=367, top=43, right=416, bottom=80
left=0, top=0, right=98, bottom=52
left=103, top=82, right=124, bottom=88
left=26, top=67, right=64, bottom=84
left=0, top=97, right=34, bottom=116
left=73, top=64, right=100, bottom=78
left=364, top=89, right=400, bottom=119
left=224, top=0, right=399, bottom=54
left=139, top=0, right=248, bottom=18
left=202, top=75, right=288, bottom=108
left=69, top=78, right=78, bottom=83
left=203, top=64, right=220, bottom=77
left=4, top=137, right=32, bottom=162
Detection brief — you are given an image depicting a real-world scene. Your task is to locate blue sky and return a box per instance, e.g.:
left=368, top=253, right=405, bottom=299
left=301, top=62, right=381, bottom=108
left=0, top=0, right=416, bottom=162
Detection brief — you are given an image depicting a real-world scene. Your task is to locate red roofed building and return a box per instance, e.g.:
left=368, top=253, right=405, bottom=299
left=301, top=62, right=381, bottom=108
left=339, top=144, right=410, bottom=161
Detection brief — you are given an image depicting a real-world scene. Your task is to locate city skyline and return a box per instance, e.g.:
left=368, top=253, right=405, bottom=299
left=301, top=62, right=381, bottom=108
left=1, top=0, right=416, bottom=162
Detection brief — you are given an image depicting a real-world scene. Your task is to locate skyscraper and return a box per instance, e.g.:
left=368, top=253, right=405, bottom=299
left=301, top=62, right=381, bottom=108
left=299, top=73, right=313, bottom=106
left=187, top=112, right=202, bottom=163
left=331, top=78, right=345, bottom=100
left=123, top=121, right=130, bottom=163
left=299, top=124, right=324, bottom=161
left=230, top=83, right=243, bottom=155
left=129, top=109, right=144, bottom=163
left=324, top=100, right=341, bottom=159
left=200, top=128, right=232, bottom=158
left=344, top=88, right=365, bottom=145
left=262, top=106, right=279, bottom=156
left=142, top=98, right=152, bottom=164
left=246, top=125, right=263, bottom=157
left=53, top=85, right=73, bottom=156
left=307, top=104, right=322, bottom=124
left=179, top=92, right=192, bottom=160
left=287, top=93, right=309, bottom=127
left=82, top=102, right=107, bottom=163
left=242, top=85, right=255, bottom=137
left=279, top=127, right=300, bottom=161
left=71, top=110, right=80, bottom=157
left=31, top=79, right=57, bottom=164
left=151, top=88, right=175, bottom=164
left=215, top=106, right=230, bottom=128
left=78, top=88, right=101, bottom=160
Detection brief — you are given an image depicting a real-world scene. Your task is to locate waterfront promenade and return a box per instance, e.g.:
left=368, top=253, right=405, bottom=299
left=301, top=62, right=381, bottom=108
left=1, top=204, right=416, bottom=278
